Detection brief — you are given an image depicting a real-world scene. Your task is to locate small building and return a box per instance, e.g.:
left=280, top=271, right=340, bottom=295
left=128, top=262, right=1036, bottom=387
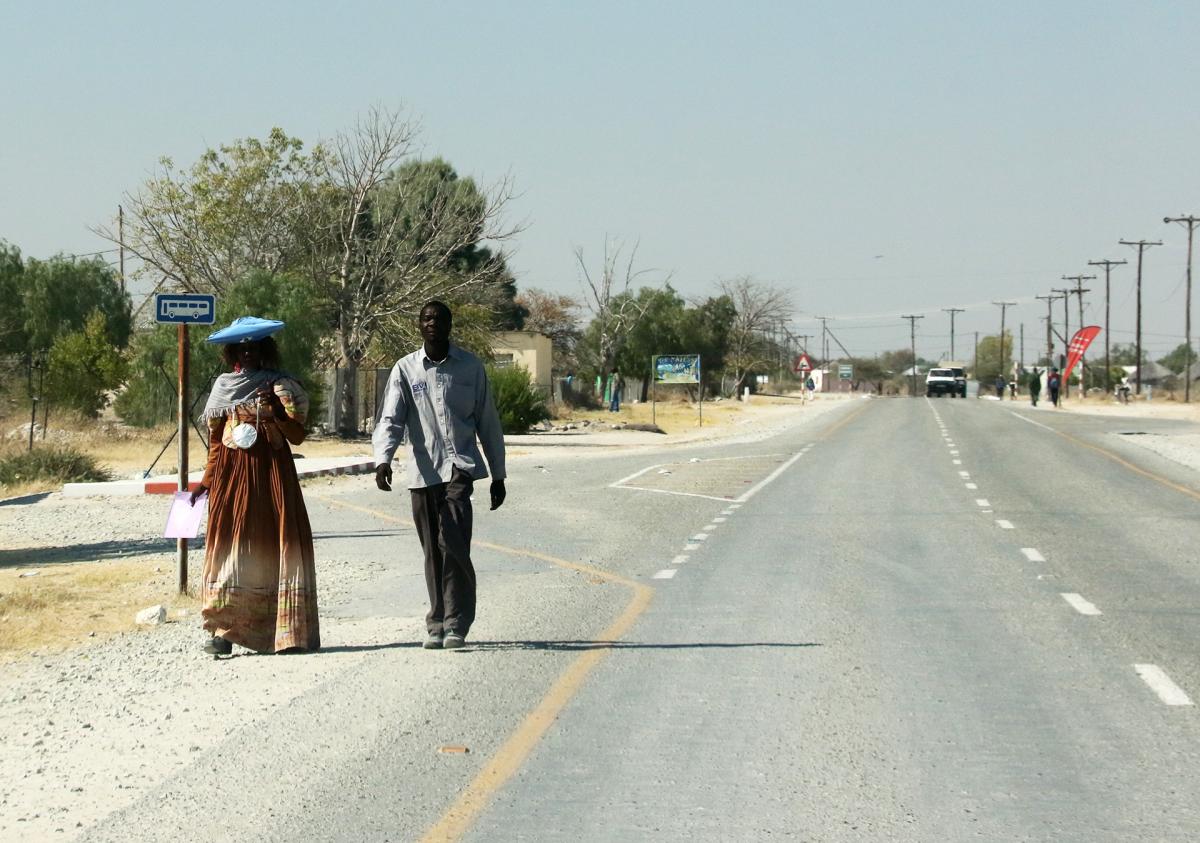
left=491, top=330, right=553, bottom=394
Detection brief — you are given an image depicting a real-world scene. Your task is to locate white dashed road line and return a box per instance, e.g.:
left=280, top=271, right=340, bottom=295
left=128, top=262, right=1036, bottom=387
left=712, top=517, right=727, bottom=523
left=958, top=471, right=970, bottom=478
left=1134, top=664, right=1194, bottom=706
left=671, top=555, right=689, bottom=565
left=1021, top=548, right=1046, bottom=562
left=691, top=533, right=708, bottom=541
left=1060, top=592, right=1101, bottom=615
left=996, top=519, right=1014, bottom=529
left=652, top=569, right=677, bottom=580
left=685, top=543, right=700, bottom=551
left=965, top=482, right=978, bottom=490
left=975, top=499, right=991, bottom=507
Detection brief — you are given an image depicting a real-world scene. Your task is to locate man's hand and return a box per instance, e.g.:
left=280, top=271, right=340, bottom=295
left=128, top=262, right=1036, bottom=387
left=375, top=464, right=393, bottom=492
left=489, top=479, right=506, bottom=511
left=189, top=484, right=208, bottom=507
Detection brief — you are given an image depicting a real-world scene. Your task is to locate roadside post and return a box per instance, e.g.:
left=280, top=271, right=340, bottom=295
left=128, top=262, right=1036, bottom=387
left=653, top=354, right=702, bottom=427
left=794, top=353, right=813, bottom=403
left=155, top=293, right=216, bottom=594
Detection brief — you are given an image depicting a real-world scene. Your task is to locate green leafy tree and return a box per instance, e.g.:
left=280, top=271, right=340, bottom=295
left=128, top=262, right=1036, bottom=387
left=615, top=286, right=688, bottom=392
left=0, top=240, right=25, bottom=355
left=45, top=311, right=129, bottom=417
left=1158, top=342, right=1198, bottom=374
left=97, top=128, right=323, bottom=293
left=117, top=271, right=327, bottom=427
left=972, top=331, right=1012, bottom=384
left=19, top=256, right=131, bottom=353
left=678, top=295, right=735, bottom=397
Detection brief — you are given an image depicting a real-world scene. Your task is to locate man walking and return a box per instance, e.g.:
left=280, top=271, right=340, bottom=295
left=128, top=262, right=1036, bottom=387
left=1047, top=367, right=1061, bottom=407
left=1028, top=367, right=1041, bottom=407
left=373, top=301, right=507, bottom=650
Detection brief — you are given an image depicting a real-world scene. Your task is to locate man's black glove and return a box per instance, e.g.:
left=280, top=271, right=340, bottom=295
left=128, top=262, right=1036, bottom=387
left=490, top=479, right=506, bottom=511
left=375, top=464, right=392, bottom=491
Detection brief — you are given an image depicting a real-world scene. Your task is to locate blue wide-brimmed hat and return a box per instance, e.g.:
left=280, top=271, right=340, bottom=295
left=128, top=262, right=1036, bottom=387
left=205, top=316, right=285, bottom=345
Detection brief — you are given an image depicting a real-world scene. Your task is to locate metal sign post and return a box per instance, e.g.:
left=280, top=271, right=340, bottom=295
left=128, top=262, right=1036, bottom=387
left=156, top=293, right=216, bottom=595
left=177, top=323, right=189, bottom=593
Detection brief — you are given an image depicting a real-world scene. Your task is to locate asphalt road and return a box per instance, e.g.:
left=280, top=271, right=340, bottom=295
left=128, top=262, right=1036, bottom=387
left=82, top=396, right=1200, bottom=841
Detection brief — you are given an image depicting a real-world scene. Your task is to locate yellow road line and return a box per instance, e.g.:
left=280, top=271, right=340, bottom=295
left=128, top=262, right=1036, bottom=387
left=1050, top=428, right=1200, bottom=503
left=310, top=493, right=653, bottom=842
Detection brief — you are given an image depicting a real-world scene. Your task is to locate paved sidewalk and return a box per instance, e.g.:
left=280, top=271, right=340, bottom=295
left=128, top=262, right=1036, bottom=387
left=62, top=455, right=375, bottom=497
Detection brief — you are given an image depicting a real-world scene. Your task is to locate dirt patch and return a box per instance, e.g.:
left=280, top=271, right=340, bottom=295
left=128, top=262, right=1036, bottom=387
left=0, top=558, right=198, bottom=661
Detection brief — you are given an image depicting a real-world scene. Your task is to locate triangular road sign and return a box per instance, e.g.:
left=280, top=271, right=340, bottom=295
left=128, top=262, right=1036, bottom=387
left=793, top=353, right=813, bottom=374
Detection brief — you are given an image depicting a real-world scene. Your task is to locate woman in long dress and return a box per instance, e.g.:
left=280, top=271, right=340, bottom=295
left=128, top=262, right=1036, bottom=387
left=191, top=318, right=320, bottom=655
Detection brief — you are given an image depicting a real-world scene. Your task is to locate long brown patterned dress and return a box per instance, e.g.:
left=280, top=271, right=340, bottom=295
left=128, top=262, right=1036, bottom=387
left=200, top=377, right=320, bottom=653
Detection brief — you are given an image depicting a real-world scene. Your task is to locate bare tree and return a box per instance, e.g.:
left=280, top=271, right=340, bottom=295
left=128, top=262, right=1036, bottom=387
left=315, top=107, right=523, bottom=432
left=574, top=238, right=666, bottom=380
left=719, top=276, right=793, bottom=399
left=516, top=287, right=583, bottom=372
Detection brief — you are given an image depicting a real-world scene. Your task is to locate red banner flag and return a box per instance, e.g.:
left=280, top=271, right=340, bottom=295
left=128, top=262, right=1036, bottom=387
left=1063, top=325, right=1101, bottom=384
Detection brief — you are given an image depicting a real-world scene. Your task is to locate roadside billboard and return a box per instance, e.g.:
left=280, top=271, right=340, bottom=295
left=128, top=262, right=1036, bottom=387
left=654, top=354, right=701, bottom=384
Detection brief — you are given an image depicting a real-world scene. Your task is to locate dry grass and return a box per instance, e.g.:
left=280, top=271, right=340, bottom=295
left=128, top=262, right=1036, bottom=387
left=0, top=559, right=198, bottom=661
left=557, top=393, right=802, bottom=435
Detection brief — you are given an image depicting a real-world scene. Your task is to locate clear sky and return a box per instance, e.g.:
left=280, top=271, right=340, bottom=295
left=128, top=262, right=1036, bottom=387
left=4, top=1, right=1200, bottom=361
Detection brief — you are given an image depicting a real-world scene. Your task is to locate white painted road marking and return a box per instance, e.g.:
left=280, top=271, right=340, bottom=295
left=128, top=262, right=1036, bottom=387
left=1134, top=664, right=1194, bottom=706
left=1021, top=548, right=1045, bottom=562
left=691, top=534, right=708, bottom=541
left=965, top=482, right=978, bottom=490
left=702, top=524, right=717, bottom=532
left=953, top=459, right=962, bottom=465
left=721, top=509, right=734, bottom=515
left=1060, top=593, right=1101, bottom=615
left=671, top=555, right=689, bottom=565
left=737, top=451, right=806, bottom=503
left=975, top=499, right=991, bottom=507
left=950, top=450, right=960, bottom=455
left=996, top=519, right=1014, bottom=529
left=652, top=569, right=677, bottom=580
left=1010, top=411, right=1055, bottom=432
left=685, top=543, right=700, bottom=551
left=958, top=471, right=970, bottom=478
left=712, top=517, right=727, bottom=523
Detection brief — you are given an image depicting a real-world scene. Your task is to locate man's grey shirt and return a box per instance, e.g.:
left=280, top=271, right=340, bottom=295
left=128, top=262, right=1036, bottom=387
left=372, top=344, right=506, bottom=489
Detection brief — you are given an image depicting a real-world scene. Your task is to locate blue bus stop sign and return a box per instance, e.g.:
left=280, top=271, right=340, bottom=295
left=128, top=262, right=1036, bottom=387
left=155, top=293, right=216, bottom=324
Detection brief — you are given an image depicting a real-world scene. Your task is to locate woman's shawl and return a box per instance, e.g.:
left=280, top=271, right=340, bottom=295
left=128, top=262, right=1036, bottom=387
left=201, top=368, right=289, bottom=421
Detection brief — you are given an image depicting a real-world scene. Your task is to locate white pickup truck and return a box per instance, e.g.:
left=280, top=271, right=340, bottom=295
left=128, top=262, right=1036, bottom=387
left=925, top=367, right=963, bottom=397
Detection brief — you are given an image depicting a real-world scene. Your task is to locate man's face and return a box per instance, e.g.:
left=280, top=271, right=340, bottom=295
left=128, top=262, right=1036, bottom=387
left=419, top=306, right=452, bottom=344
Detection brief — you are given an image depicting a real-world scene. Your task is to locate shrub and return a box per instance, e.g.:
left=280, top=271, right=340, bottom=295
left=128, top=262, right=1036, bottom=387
left=0, top=446, right=112, bottom=486
left=487, top=364, right=550, bottom=434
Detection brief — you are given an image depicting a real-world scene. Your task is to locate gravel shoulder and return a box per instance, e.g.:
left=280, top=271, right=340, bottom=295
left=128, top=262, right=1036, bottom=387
left=0, top=394, right=849, bottom=841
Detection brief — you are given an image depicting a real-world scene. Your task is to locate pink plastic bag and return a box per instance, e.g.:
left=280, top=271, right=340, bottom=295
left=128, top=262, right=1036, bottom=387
left=164, top=491, right=207, bottom=539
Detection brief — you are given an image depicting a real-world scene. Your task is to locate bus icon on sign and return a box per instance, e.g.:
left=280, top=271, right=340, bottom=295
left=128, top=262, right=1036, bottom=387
left=155, top=294, right=216, bottom=324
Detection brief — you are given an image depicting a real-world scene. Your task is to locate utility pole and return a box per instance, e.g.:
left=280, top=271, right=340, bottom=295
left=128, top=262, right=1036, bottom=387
left=1119, top=238, right=1163, bottom=394
left=993, top=301, right=1016, bottom=399
left=815, top=317, right=832, bottom=370
left=1164, top=215, right=1200, bottom=402
left=1088, top=258, right=1127, bottom=394
left=1035, top=294, right=1061, bottom=367
left=1052, top=287, right=1071, bottom=397
left=118, top=205, right=126, bottom=295
left=973, top=332, right=979, bottom=396
left=942, top=307, right=964, bottom=360
left=1062, top=274, right=1094, bottom=396
left=901, top=315, right=923, bottom=397
left=1020, top=323, right=1024, bottom=371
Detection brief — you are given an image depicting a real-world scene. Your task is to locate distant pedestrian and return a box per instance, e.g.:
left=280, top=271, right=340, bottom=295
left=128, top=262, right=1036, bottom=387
left=994, top=375, right=1005, bottom=398
left=1008, top=380, right=1017, bottom=399
left=373, top=301, right=507, bottom=650
left=805, top=375, right=816, bottom=400
left=608, top=368, right=623, bottom=412
left=1029, top=368, right=1041, bottom=407
left=1047, top=368, right=1061, bottom=407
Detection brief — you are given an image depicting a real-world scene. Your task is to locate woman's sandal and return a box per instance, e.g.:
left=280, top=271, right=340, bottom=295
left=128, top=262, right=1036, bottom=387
left=203, top=636, right=232, bottom=656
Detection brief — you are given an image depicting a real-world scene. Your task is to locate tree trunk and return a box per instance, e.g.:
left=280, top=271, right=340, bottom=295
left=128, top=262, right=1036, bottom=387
left=336, top=328, right=360, bottom=437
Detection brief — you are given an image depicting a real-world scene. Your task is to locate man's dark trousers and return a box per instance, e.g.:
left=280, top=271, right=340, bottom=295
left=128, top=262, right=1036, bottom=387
left=410, top=468, right=476, bottom=636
